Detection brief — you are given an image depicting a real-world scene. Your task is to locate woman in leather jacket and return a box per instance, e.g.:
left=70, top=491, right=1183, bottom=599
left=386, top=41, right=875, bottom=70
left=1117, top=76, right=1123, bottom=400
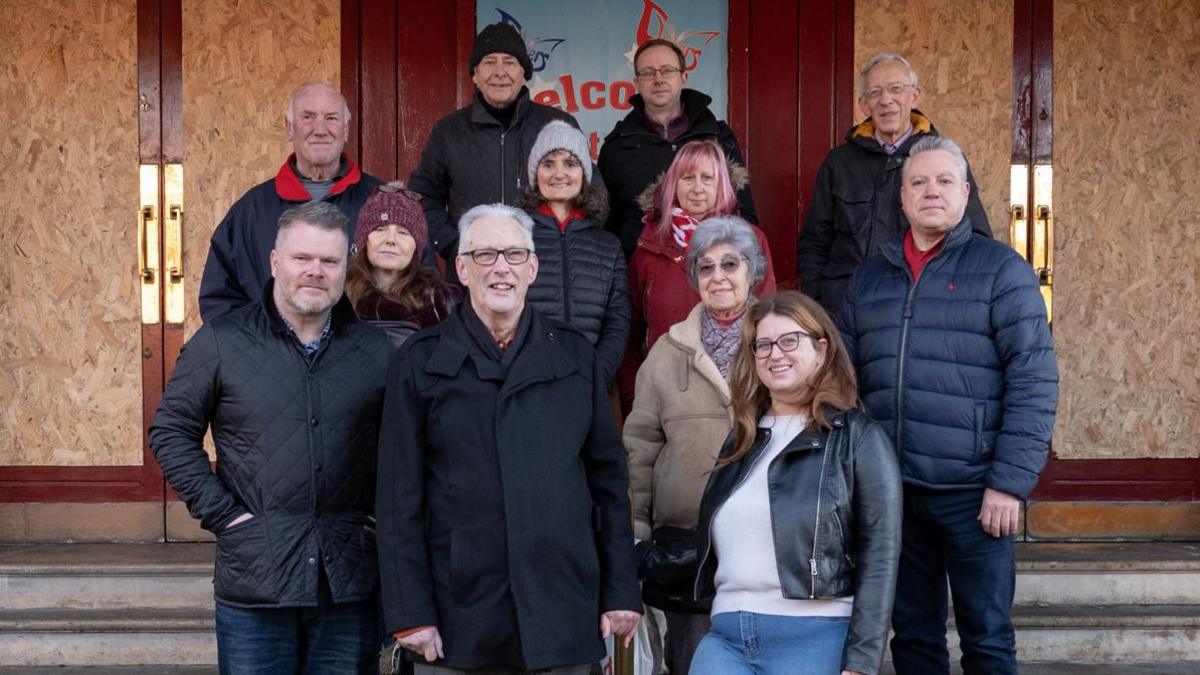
left=691, top=291, right=902, bottom=675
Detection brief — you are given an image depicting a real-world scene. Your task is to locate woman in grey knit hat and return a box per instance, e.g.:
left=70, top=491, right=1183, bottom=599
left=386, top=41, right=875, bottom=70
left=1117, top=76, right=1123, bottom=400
left=516, top=120, right=630, bottom=384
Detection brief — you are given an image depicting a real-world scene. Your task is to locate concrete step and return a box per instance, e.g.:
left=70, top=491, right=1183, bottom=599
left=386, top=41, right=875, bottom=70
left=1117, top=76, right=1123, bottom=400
left=1014, top=542, right=1200, bottom=606
left=1006, top=604, right=1200, bottom=662
left=880, top=663, right=1200, bottom=674
left=0, top=608, right=216, bottom=667
left=0, top=543, right=213, bottom=611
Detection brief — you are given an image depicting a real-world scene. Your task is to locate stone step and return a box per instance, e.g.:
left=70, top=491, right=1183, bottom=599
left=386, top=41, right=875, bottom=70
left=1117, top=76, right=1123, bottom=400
left=0, top=608, right=216, bottom=667
left=0, top=543, right=213, bottom=611
left=880, top=663, right=1200, bottom=675
left=1014, top=542, right=1200, bottom=606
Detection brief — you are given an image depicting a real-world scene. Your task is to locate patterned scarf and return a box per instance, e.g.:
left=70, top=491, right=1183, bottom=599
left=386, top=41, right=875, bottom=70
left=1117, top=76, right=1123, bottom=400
left=670, top=207, right=701, bottom=250
left=700, top=308, right=746, bottom=378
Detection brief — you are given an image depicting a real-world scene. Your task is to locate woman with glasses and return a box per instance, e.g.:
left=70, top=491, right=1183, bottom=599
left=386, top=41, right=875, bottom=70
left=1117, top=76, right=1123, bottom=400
left=516, top=120, right=630, bottom=382
left=690, top=291, right=901, bottom=675
left=620, top=139, right=775, bottom=410
left=347, top=182, right=461, bottom=346
left=623, top=215, right=768, bottom=674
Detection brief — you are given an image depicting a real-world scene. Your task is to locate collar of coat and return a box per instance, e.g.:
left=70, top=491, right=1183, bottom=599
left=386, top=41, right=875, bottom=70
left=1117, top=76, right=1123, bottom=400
left=663, top=302, right=732, bottom=403
left=259, top=278, right=359, bottom=338
left=879, top=215, right=976, bottom=271
left=274, top=154, right=363, bottom=201
left=423, top=305, right=582, bottom=389
left=469, top=87, right=533, bottom=127
left=848, top=110, right=934, bottom=151
left=627, top=88, right=717, bottom=133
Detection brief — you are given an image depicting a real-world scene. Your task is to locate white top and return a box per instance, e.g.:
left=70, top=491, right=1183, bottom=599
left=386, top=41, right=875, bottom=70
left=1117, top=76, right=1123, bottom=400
left=711, top=414, right=854, bottom=618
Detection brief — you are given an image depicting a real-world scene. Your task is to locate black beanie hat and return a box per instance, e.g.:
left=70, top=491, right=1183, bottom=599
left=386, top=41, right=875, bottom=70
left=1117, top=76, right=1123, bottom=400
left=470, top=23, right=534, bottom=82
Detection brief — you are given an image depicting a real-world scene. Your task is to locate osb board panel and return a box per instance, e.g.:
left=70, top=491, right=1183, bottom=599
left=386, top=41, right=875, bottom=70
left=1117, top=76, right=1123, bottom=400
left=1052, top=1, right=1200, bottom=459
left=0, top=1, right=142, bottom=466
left=854, top=0, right=1013, bottom=241
left=181, top=0, right=340, bottom=340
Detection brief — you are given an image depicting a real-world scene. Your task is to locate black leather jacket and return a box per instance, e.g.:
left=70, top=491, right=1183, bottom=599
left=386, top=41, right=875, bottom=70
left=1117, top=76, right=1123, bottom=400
left=694, top=409, right=902, bottom=675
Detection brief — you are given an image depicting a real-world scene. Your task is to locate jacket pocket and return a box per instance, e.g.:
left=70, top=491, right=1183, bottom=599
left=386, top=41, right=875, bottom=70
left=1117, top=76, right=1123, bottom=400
left=832, top=506, right=855, bottom=569
left=973, top=402, right=987, bottom=462
left=214, top=516, right=275, bottom=605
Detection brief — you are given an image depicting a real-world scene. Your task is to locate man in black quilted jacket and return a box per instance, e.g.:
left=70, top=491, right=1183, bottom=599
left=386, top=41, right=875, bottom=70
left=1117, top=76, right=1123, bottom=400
left=151, top=201, right=392, bottom=673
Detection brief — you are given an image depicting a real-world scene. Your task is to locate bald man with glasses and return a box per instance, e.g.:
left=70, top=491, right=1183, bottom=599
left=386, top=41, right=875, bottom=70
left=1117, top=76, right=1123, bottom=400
left=796, top=52, right=992, bottom=316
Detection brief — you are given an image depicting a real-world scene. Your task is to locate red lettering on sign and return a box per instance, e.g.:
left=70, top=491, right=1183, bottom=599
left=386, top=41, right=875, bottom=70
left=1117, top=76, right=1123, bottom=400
left=610, top=81, right=634, bottom=110
left=581, top=81, right=605, bottom=110
left=558, top=74, right=579, bottom=113
left=533, top=89, right=561, bottom=108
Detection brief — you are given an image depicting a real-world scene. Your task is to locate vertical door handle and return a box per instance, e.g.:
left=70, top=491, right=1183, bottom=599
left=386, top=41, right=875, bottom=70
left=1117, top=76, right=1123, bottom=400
left=138, top=164, right=161, bottom=325
left=164, top=163, right=186, bottom=324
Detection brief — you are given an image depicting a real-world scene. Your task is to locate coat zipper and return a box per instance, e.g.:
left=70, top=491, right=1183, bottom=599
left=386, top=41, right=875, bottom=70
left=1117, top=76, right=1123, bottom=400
left=809, top=434, right=832, bottom=598
left=695, top=430, right=770, bottom=601
left=559, top=228, right=572, bottom=322
left=895, top=267, right=926, bottom=452
left=499, top=131, right=507, bottom=202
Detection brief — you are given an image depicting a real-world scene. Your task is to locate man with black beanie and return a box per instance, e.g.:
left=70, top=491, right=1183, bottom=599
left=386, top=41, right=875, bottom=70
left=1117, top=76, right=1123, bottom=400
left=409, top=22, right=592, bottom=279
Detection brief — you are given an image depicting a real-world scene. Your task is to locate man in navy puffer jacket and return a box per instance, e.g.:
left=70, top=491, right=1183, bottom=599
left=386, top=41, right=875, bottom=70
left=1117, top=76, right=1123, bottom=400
left=839, top=136, right=1057, bottom=675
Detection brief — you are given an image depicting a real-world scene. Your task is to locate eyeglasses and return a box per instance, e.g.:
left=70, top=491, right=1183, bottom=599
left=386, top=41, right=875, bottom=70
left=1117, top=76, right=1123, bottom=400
left=695, top=255, right=747, bottom=278
left=752, top=331, right=813, bottom=359
left=635, top=65, right=683, bottom=81
left=863, top=82, right=916, bottom=100
left=459, top=247, right=531, bottom=266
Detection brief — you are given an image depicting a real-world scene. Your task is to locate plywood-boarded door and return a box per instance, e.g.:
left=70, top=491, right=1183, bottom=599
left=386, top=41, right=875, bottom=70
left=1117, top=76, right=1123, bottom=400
left=0, top=0, right=179, bottom=539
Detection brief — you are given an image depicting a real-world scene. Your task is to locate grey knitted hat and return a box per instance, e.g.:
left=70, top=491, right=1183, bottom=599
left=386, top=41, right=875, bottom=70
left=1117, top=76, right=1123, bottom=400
left=527, top=120, right=593, bottom=188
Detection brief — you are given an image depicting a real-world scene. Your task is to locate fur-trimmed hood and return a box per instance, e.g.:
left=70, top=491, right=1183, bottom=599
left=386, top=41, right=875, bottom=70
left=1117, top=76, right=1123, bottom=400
left=634, top=159, right=750, bottom=215
left=514, top=178, right=610, bottom=224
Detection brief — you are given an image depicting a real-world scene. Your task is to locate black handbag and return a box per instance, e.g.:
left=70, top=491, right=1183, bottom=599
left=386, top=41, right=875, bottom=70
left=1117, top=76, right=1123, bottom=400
left=639, top=526, right=712, bottom=614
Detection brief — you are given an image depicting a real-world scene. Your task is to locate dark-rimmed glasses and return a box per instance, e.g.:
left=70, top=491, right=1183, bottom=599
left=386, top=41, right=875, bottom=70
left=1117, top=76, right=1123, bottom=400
left=695, top=255, right=747, bottom=278
left=752, top=331, right=813, bottom=359
left=459, top=247, right=531, bottom=266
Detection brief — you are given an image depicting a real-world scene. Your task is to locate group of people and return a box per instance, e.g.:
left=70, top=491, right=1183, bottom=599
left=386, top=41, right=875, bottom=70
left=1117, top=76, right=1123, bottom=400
left=151, top=20, right=1058, bottom=675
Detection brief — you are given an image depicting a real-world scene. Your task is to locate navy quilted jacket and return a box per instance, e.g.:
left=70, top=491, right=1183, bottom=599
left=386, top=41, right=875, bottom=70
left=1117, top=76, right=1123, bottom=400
left=838, top=217, right=1058, bottom=499
left=151, top=283, right=391, bottom=607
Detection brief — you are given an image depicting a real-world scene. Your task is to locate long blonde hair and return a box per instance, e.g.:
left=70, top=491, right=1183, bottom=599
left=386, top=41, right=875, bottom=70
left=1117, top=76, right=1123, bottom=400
left=722, top=292, right=859, bottom=465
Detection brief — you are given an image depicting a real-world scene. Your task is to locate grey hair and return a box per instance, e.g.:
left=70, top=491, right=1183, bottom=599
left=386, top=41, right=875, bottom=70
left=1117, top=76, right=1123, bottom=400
left=905, top=136, right=969, bottom=182
left=276, top=201, right=349, bottom=248
left=686, top=215, right=767, bottom=290
left=285, top=82, right=352, bottom=124
left=857, top=52, right=919, bottom=94
left=457, top=203, right=536, bottom=254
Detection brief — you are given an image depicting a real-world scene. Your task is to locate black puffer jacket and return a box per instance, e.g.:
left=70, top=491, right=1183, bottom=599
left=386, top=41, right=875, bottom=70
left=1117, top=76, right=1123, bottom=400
left=695, top=409, right=902, bottom=675
left=408, top=88, right=585, bottom=262
left=796, top=111, right=992, bottom=315
left=150, top=283, right=391, bottom=608
left=517, top=188, right=630, bottom=383
left=598, top=89, right=757, bottom=258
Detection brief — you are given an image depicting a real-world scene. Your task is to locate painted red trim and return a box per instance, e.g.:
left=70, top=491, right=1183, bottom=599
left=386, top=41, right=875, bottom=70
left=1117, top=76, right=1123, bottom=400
left=745, top=0, right=799, bottom=288
left=396, top=3, right=459, bottom=182
left=1030, top=0, right=1053, bottom=164
left=136, top=0, right=161, bottom=163
left=833, top=0, right=855, bottom=135
left=160, top=0, right=183, bottom=163
left=456, top=0, right=475, bottom=110
left=359, top=0, right=398, bottom=180
left=726, top=0, right=749, bottom=150
left=1032, top=459, right=1200, bottom=501
left=341, top=0, right=362, bottom=164
left=1011, top=0, right=1032, bottom=164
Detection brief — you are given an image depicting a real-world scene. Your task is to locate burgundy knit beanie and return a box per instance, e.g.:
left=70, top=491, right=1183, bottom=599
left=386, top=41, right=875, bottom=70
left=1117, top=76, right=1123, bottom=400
left=353, top=182, right=428, bottom=257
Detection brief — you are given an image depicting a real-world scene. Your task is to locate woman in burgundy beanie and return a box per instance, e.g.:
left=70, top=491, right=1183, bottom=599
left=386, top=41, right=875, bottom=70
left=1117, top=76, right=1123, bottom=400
left=346, top=182, right=461, bottom=346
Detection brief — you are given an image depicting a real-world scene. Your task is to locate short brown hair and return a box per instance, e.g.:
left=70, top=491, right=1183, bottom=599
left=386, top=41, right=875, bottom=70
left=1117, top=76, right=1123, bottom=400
left=633, top=38, right=685, bottom=71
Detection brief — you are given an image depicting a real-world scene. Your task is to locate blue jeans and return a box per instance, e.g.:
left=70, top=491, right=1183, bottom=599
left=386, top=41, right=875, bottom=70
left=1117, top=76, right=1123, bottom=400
left=890, top=487, right=1017, bottom=675
left=215, top=580, right=379, bottom=674
left=689, top=611, right=849, bottom=674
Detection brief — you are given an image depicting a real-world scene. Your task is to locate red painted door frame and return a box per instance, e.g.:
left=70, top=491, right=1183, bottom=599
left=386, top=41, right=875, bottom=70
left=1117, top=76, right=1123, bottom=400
left=0, top=0, right=179, bottom=504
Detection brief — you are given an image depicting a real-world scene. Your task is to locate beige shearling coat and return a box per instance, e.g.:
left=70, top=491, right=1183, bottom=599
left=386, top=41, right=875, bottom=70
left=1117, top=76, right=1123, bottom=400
left=623, top=302, right=734, bottom=541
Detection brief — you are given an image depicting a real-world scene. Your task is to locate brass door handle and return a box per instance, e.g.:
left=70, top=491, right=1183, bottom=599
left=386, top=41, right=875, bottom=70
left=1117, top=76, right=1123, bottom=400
left=1034, top=203, right=1053, bottom=284
left=139, top=204, right=156, bottom=283
left=167, top=203, right=184, bottom=284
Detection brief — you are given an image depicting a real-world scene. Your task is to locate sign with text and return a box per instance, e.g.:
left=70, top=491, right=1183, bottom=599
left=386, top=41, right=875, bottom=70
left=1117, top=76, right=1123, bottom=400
left=476, top=0, right=728, bottom=160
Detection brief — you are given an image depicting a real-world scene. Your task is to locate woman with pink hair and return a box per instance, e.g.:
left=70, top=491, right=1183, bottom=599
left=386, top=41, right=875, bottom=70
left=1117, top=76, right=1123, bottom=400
left=619, top=139, right=776, bottom=409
